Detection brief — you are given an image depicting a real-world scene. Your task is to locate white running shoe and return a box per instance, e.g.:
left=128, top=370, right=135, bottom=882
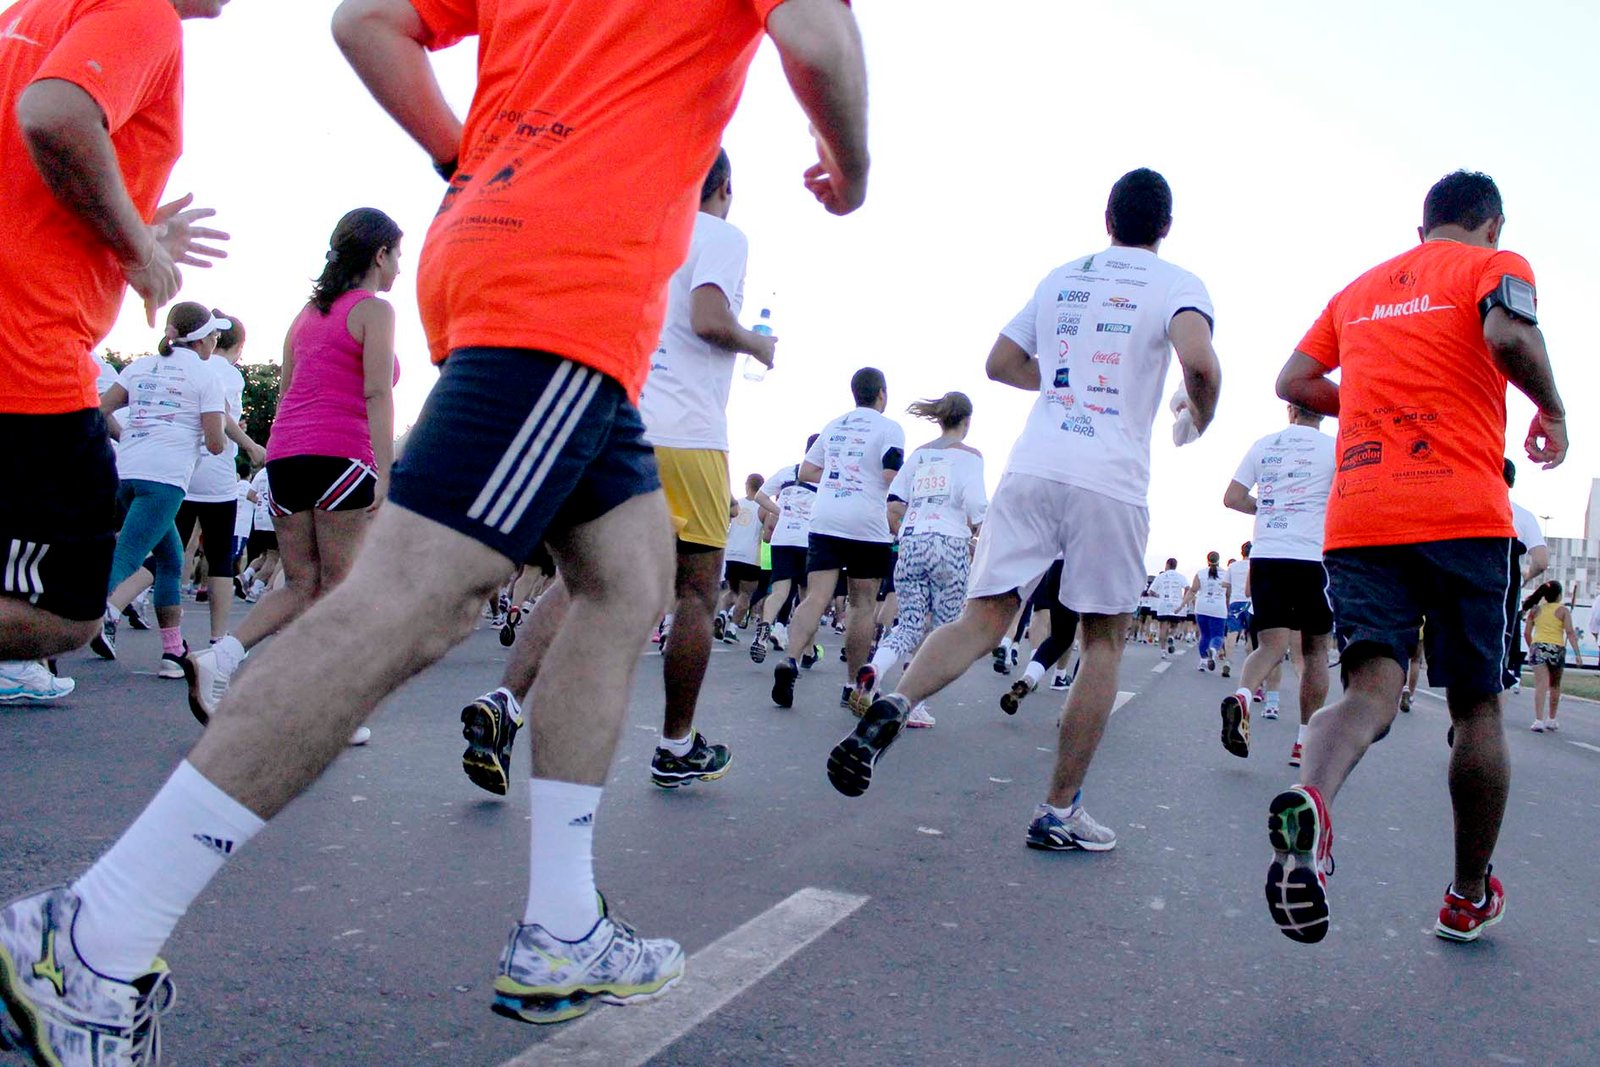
left=182, top=647, right=234, bottom=725
left=348, top=727, right=372, bottom=746
left=771, top=621, right=789, bottom=651
left=1026, top=803, right=1117, bottom=851
left=1530, top=720, right=1545, bottom=732
left=0, top=661, right=74, bottom=703
left=156, top=651, right=186, bottom=680
left=493, top=901, right=683, bottom=1024
left=906, top=703, right=936, bottom=728
left=1546, top=719, right=1559, bottom=732
left=1049, top=672, right=1071, bottom=691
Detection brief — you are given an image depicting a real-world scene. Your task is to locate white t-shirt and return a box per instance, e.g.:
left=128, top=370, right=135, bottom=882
left=725, top=496, right=763, bottom=565
left=888, top=443, right=988, bottom=541
left=761, top=463, right=816, bottom=549
left=637, top=212, right=749, bottom=451
left=115, top=348, right=225, bottom=489
left=1150, top=569, right=1187, bottom=616
left=1226, top=559, right=1251, bottom=605
left=233, top=478, right=256, bottom=538
left=1510, top=502, right=1544, bottom=552
left=93, top=353, right=127, bottom=448
left=1231, top=424, right=1336, bottom=561
left=1192, top=569, right=1230, bottom=618
left=187, top=357, right=246, bottom=502
left=1000, top=246, right=1214, bottom=507
left=804, top=408, right=906, bottom=544
left=251, top=468, right=275, bottom=533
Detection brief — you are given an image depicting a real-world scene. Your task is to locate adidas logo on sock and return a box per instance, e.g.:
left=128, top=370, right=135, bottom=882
left=568, top=813, right=594, bottom=828
left=193, top=833, right=236, bottom=857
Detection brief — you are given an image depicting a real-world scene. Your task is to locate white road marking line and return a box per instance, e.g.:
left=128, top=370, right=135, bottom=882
left=1111, top=690, right=1135, bottom=715
left=1416, top=688, right=1445, bottom=701
left=500, top=887, right=867, bottom=1067
left=1152, top=661, right=1171, bottom=674
left=1568, top=741, right=1600, bottom=755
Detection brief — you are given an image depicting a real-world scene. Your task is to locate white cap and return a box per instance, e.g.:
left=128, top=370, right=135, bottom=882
left=175, top=313, right=232, bottom=344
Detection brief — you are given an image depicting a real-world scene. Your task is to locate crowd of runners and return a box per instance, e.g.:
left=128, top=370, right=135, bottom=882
left=0, top=0, right=1578, bottom=1063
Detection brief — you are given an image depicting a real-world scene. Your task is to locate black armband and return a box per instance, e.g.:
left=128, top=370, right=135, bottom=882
left=882, top=447, right=905, bottom=472
left=434, top=157, right=459, bottom=182
left=1479, top=275, right=1537, bottom=325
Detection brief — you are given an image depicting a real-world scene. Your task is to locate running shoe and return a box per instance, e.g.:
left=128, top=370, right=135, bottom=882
left=1010, top=645, right=1020, bottom=668
left=233, top=574, right=250, bottom=600
left=800, top=644, right=822, bottom=670
left=1221, top=663, right=1231, bottom=678
left=1434, top=868, right=1506, bottom=943
left=1207, top=653, right=1216, bottom=671
left=0, top=661, right=74, bottom=703
left=649, top=733, right=731, bottom=788
left=492, top=900, right=683, bottom=1025
left=712, top=612, right=726, bottom=643
left=461, top=688, right=523, bottom=796
left=1530, top=720, right=1546, bottom=733
left=499, top=606, right=523, bottom=648
left=490, top=612, right=508, bottom=631
left=999, top=679, right=1032, bottom=716
left=1288, top=741, right=1303, bottom=768
left=121, top=602, right=151, bottom=632
left=749, top=621, right=772, bottom=664
left=1050, top=672, right=1071, bottom=691
left=850, top=665, right=877, bottom=717
left=1219, top=693, right=1250, bottom=758
left=1166, top=637, right=1176, bottom=656
left=181, top=647, right=233, bottom=726
left=826, top=693, right=910, bottom=797
left=0, top=886, right=176, bottom=1066
left=348, top=727, right=372, bottom=746
left=1262, top=705, right=1279, bottom=721
left=157, top=643, right=188, bottom=680
left=90, top=611, right=117, bottom=661
left=838, top=645, right=846, bottom=663
left=720, top=622, right=740, bottom=645
left=771, top=658, right=798, bottom=708
left=1025, top=803, right=1116, bottom=852
left=906, top=702, right=935, bottom=728
left=991, top=646, right=1010, bottom=675
left=771, top=621, right=789, bottom=650
left=1399, top=688, right=1412, bottom=713
left=838, top=685, right=852, bottom=709
left=1252, top=687, right=1264, bottom=703
left=1546, top=719, right=1559, bottom=732
left=1265, top=785, right=1334, bottom=944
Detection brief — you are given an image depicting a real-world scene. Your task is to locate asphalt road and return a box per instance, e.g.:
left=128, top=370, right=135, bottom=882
left=4, top=607, right=1599, bottom=1065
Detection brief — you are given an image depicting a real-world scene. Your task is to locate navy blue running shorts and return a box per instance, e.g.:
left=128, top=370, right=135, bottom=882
left=389, top=348, right=660, bottom=563
left=1324, top=537, right=1514, bottom=701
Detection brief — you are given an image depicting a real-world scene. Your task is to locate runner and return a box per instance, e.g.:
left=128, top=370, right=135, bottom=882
left=94, top=303, right=229, bottom=676
left=1503, top=458, right=1547, bottom=691
left=999, top=559, right=1081, bottom=715
left=851, top=391, right=986, bottom=726
left=771, top=367, right=905, bottom=710
left=1225, top=542, right=1251, bottom=649
left=1220, top=402, right=1336, bottom=765
left=0, top=0, right=227, bottom=674
left=1264, top=170, right=1567, bottom=945
left=825, top=169, right=1221, bottom=857
left=0, top=0, right=869, bottom=1059
left=239, top=463, right=278, bottom=601
left=184, top=208, right=403, bottom=750
left=1523, top=581, right=1580, bottom=731
left=1184, top=551, right=1231, bottom=674
left=750, top=436, right=820, bottom=663
left=718, top=472, right=776, bottom=643
left=1149, top=558, right=1187, bottom=658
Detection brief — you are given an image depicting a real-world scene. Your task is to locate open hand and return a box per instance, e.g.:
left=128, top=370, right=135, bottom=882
left=152, top=193, right=230, bottom=268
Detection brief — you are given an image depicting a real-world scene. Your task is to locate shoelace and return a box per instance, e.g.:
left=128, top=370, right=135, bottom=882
left=127, top=971, right=177, bottom=1065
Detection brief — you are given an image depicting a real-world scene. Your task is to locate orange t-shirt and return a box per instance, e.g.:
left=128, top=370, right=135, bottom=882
left=1297, top=240, right=1534, bottom=551
left=0, top=0, right=183, bottom=415
left=409, top=0, right=792, bottom=401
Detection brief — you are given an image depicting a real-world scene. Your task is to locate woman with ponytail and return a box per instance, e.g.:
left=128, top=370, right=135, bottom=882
left=1523, top=580, right=1581, bottom=732
left=849, top=392, right=987, bottom=727
left=185, top=209, right=402, bottom=743
left=94, top=302, right=230, bottom=674
left=1185, top=549, right=1232, bottom=674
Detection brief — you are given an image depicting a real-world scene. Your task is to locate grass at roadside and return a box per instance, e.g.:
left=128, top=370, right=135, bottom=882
left=1523, top=667, right=1600, bottom=702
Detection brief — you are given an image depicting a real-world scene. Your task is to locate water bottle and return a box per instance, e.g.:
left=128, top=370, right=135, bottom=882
left=744, top=307, right=773, bottom=381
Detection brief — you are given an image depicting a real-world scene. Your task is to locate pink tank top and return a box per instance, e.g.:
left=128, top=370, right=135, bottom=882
left=267, top=290, right=400, bottom=466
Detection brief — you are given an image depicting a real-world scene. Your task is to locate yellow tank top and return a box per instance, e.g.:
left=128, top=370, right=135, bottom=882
left=1532, top=601, right=1565, bottom=645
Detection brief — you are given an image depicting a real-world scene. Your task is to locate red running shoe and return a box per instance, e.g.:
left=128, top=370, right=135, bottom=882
left=1288, top=742, right=1303, bottom=767
left=1265, top=784, right=1334, bottom=943
left=1435, top=868, right=1506, bottom=942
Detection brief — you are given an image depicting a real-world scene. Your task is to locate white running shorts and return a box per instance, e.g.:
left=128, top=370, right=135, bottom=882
left=967, top=472, right=1149, bottom=616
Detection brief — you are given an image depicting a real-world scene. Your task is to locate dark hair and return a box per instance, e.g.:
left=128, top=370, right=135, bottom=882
left=1291, top=403, right=1322, bottom=422
left=1422, top=170, right=1502, bottom=234
left=157, top=301, right=213, bottom=356
left=1241, top=541, right=1252, bottom=558
left=907, top=391, right=972, bottom=430
left=1107, top=168, right=1172, bottom=247
left=310, top=207, right=402, bottom=314
left=1502, top=457, right=1516, bottom=489
left=851, top=366, right=887, bottom=408
left=701, top=148, right=731, bottom=203
left=1207, top=550, right=1220, bottom=580
left=745, top=472, right=764, bottom=493
left=1165, top=557, right=1178, bottom=570
left=213, top=309, right=245, bottom=352
left=1522, top=580, right=1562, bottom=612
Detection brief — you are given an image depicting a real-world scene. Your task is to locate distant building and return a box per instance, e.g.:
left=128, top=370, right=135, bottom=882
left=1587, top=479, right=1600, bottom=543
left=1545, top=536, right=1600, bottom=605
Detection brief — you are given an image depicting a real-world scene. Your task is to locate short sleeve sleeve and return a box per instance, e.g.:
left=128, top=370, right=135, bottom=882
left=804, top=434, right=825, bottom=469
left=887, top=460, right=912, bottom=503
left=689, top=225, right=749, bottom=310
left=196, top=364, right=225, bottom=414
left=999, top=289, right=1040, bottom=355
left=965, top=456, right=989, bottom=524
left=1476, top=250, right=1536, bottom=302
left=408, top=0, right=479, bottom=49
left=1230, top=442, right=1259, bottom=490
left=33, top=0, right=181, bottom=134
left=1165, top=270, right=1215, bottom=330
left=116, top=361, right=138, bottom=389
left=759, top=469, right=785, bottom=497
left=1296, top=298, right=1341, bottom=371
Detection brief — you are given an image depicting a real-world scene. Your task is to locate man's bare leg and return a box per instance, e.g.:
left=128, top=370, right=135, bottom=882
left=1297, top=632, right=1331, bottom=727
left=1444, top=689, right=1508, bottom=903
left=782, top=568, right=838, bottom=661
left=662, top=548, right=722, bottom=741
left=1298, top=654, right=1403, bottom=804
left=1044, top=614, right=1129, bottom=806
left=895, top=594, right=1018, bottom=705
left=0, top=598, right=97, bottom=659
left=843, top=577, right=877, bottom=676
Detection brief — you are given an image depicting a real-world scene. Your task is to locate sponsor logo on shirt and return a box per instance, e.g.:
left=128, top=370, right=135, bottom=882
left=1409, top=438, right=1434, bottom=461
left=1096, top=323, right=1132, bottom=334
left=1059, top=415, right=1096, bottom=438
left=1053, top=367, right=1071, bottom=389
left=1090, top=351, right=1121, bottom=364
left=1084, top=403, right=1121, bottom=416
left=1102, top=296, right=1137, bottom=311
left=1339, top=441, right=1383, bottom=471
left=1391, top=409, right=1438, bottom=426
left=1348, top=294, right=1455, bottom=324
left=1057, top=289, right=1092, bottom=304
left=1260, top=455, right=1284, bottom=465
left=1056, top=316, right=1080, bottom=336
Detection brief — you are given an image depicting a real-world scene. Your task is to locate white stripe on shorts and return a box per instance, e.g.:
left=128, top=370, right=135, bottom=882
left=469, top=362, right=601, bottom=529
left=494, top=372, right=604, bottom=535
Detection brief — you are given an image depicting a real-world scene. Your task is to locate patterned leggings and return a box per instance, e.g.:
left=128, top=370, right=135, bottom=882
left=880, top=533, right=970, bottom=662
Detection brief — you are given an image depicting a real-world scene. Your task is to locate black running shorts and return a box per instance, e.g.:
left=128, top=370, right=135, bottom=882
left=1248, top=558, right=1333, bottom=636
left=770, top=546, right=808, bottom=584
left=267, top=455, right=377, bottom=515
left=176, top=499, right=240, bottom=578
left=806, top=532, right=893, bottom=581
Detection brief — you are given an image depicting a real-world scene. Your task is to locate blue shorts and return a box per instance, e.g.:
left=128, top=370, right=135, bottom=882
left=1226, top=600, right=1250, bottom=633
left=1324, top=537, right=1514, bottom=700
left=389, top=348, right=660, bottom=562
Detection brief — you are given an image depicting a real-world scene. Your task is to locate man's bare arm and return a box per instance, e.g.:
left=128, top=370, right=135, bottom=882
left=985, top=334, right=1039, bottom=392
left=1169, top=310, right=1220, bottom=434
left=1223, top=480, right=1256, bottom=516
left=766, top=0, right=868, bottom=215
left=1275, top=351, right=1339, bottom=416
left=1484, top=308, right=1567, bottom=469
left=333, top=0, right=464, bottom=169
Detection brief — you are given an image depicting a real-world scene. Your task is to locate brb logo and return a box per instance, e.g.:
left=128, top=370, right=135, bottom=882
left=1053, top=367, right=1071, bottom=389
left=1057, top=289, right=1092, bottom=304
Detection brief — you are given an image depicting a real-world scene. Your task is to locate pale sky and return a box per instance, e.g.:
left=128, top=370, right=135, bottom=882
left=101, top=0, right=1599, bottom=576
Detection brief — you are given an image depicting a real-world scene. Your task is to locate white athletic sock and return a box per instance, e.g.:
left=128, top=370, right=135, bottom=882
left=868, top=642, right=897, bottom=677
left=71, top=761, right=264, bottom=980
left=523, top=779, right=602, bottom=940
left=1023, top=659, right=1047, bottom=688
left=496, top=686, right=525, bottom=726
left=1266, top=690, right=1280, bottom=707
left=1296, top=724, right=1308, bottom=745
left=1235, top=687, right=1252, bottom=706
left=659, top=733, right=694, bottom=757
left=213, top=634, right=247, bottom=675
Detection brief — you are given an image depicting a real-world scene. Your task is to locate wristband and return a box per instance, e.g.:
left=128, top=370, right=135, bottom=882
left=434, top=157, right=458, bottom=182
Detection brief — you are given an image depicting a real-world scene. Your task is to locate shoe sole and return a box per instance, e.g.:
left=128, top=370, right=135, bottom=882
left=826, top=698, right=905, bottom=798
left=1025, top=830, right=1116, bottom=853
left=772, top=662, right=797, bottom=709
left=461, top=702, right=511, bottom=796
left=499, top=621, right=518, bottom=647
left=1265, top=789, right=1329, bottom=943
left=1219, top=695, right=1250, bottom=758
left=1000, top=683, right=1029, bottom=716
left=750, top=640, right=768, bottom=664
left=0, top=689, right=71, bottom=703
left=179, top=655, right=211, bottom=727
left=491, top=962, right=684, bottom=1024
left=89, top=635, right=115, bottom=661
left=0, top=941, right=51, bottom=1067
left=1433, top=904, right=1505, bottom=943
left=650, top=754, right=732, bottom=790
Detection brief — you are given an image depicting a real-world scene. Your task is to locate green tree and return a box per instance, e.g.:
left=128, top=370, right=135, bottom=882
left=240, top=362, right=281, bottom=449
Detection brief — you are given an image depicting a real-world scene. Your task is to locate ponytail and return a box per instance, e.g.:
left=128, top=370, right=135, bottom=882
left=907, top=391, right=973, bottom=430
left=310, top=207, right=402, bottom=314
left=1206, top=551, right=1220, bottom=581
